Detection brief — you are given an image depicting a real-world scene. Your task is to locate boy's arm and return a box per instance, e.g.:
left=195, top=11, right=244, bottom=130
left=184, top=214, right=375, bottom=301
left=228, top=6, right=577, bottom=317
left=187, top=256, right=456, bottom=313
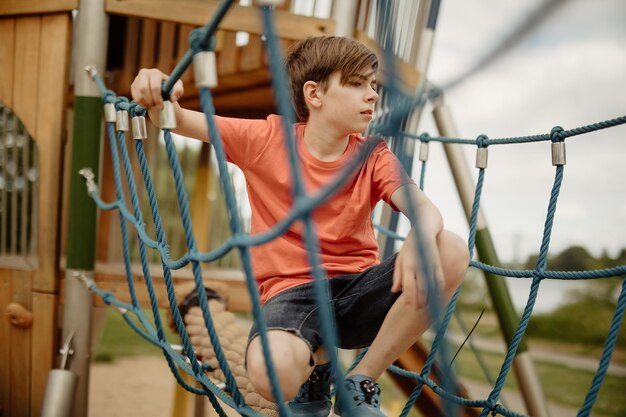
left=389, top=183, right=444, bottom=309
left=130, top=68, right=210, bottom=142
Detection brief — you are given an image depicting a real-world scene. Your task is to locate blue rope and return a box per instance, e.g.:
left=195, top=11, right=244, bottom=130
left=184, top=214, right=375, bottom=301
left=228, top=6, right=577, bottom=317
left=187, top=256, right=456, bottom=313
left=79, top=1, right=626, bottom=416
left=576, top=277, right=626, bottom=417
left=111, top=111, right=209, bottom=397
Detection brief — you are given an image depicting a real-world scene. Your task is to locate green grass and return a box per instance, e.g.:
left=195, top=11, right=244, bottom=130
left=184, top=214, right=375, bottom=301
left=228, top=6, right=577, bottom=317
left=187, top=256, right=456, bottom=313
left=93, top=308, right=179, bottom=362
left=453, top=348, right=626, bottom=417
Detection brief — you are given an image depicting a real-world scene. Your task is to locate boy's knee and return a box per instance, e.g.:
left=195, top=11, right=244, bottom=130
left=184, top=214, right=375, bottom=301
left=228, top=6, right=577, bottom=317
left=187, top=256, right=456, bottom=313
left=247, top=352, right=304, bottom=401
left=246, top=332, right=312, bottom=401
left=438, top=230, right=470, bottom=289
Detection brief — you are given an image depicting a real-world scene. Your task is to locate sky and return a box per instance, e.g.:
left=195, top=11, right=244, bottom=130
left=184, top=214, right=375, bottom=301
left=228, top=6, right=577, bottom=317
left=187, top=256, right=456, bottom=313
left=415, top=0, right=626, bottom=265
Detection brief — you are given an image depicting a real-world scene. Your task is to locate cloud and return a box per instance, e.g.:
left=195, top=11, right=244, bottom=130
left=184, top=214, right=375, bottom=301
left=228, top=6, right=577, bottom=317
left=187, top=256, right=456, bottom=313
left=416, top=0, right=626, bottom=261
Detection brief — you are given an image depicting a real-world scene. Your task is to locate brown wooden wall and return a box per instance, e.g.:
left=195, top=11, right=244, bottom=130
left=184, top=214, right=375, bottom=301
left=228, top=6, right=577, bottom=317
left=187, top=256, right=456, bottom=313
left=0, top=11, right=72, bottom=417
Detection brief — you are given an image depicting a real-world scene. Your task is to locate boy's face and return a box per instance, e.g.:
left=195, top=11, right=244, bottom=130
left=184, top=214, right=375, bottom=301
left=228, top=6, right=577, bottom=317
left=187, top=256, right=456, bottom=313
left=318, top=70, right=379, bottom=135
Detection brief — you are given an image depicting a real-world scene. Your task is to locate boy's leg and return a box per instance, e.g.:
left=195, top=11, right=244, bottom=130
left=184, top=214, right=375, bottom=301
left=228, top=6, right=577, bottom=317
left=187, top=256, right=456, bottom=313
left=348, top=229, right=469, bottom=380
left=247, top=330, right=333, bottom=417
left=246, top=329, right=314, bottom=401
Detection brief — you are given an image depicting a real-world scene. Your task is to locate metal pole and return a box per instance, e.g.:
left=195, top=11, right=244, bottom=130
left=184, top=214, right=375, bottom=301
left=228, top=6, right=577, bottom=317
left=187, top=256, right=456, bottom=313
left=431, top=94, right=550, bottom=417
left=63, top=1, right=108, bottom=416
left=331, top=0, right=359, bottom=37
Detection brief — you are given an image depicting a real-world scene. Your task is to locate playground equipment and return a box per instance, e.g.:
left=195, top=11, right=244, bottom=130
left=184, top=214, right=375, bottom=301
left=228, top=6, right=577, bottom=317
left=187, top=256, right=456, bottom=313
left=1, top=1, right=624, bottom=417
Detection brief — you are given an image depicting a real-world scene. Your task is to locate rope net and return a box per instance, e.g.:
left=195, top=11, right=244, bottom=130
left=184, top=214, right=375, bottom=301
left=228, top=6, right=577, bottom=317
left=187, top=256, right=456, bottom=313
left=80, top=2, right=626, bottom=416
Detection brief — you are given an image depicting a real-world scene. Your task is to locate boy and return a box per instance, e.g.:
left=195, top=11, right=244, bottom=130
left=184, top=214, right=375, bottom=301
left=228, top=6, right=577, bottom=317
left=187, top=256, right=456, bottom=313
left=131, top=36, right=469, bottom=417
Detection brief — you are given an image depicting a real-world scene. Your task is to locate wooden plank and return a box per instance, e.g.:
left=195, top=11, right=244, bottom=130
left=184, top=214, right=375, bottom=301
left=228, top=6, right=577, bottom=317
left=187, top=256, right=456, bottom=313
left=30, top=292, right=57, bottom=417
left=139, top=19, right=157, bottom=69
left=190, top=145, right=213, bottom=252
left=216, top=30, right=238, bottom=76
left=96, top=128, right=116, bottom=262
left=10, top=270, right=32, bottom=417
left=34, top=13, right=71, bottom=292
left=59, top=109, right=72, bottom=267
left=0, top=18, right=15, bottom=108
left=0, top=271, right=13, bottom=417
left=211, top=86, right=275, bottom=110
left=12, top=16, right=40, bottom=138
left=0, top=0, right=77, bottom=16
left=157, top=21, right=176, bottom=72
left=238, top=34, right=263, bottom=72
left=106, top=0, right=335, bottom=41
left=0, top=256, right=36, bottom=270
left=117, top=17, right=140, bottom=92
left=60, top=263, right=252, bottom=312
left=177, top=24, right=195, bottom=85
left=355, top=31, right=422, bottom=91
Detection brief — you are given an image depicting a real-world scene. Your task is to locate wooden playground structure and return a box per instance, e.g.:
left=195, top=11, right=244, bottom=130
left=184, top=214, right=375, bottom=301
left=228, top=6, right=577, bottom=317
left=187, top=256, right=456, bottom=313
left=0, top=1, right=543, bottom=417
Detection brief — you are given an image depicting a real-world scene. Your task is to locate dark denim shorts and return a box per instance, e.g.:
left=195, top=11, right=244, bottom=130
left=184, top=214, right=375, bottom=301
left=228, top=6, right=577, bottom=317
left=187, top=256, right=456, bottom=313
left=248, top=254, right=399, bottom=358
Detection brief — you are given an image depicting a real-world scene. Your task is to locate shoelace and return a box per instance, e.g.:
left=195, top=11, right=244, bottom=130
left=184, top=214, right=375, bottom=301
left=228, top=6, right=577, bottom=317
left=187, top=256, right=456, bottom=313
left=354, top=380, right=380, bottom=407
left=296, top=369, right=330, bottom=402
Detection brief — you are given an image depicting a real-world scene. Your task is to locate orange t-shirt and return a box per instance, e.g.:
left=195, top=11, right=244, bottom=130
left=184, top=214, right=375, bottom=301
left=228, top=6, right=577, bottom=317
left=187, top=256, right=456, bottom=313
left=215, top=114, right=414, bottom=303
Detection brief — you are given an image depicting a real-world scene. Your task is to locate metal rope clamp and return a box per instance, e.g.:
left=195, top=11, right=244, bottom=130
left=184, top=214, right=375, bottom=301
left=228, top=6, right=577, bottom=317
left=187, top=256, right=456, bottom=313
left=193, top=51, right=218, bottom=89
left=550, top=126, right=566, bottom=166
left=476, top=148, right=488, bottom=169
left=419, top=141, right=429, bottom=162
left=116, top=110, right=129, bottom=132
left=104, top=103, right=116, bottom=123
left=551, top=141, right=566, bottom=166
left=132, top=115, right=148, bottom=140
left=159, top=101, right=177, bottom=130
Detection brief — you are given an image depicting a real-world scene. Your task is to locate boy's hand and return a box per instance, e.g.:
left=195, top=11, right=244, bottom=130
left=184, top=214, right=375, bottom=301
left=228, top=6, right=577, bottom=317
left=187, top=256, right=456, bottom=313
left=130, top=68, right=184, bottom=124
left=391, top=228, right=444, bottom=309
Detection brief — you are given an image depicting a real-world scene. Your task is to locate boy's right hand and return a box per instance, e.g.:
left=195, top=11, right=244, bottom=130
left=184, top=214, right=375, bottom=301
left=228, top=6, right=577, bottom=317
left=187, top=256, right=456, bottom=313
left=131, top=68, right=184, bottom=109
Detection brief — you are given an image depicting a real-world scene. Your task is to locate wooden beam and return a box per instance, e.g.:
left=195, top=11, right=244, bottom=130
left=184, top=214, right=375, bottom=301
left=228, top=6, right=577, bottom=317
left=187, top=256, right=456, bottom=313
left=216, top=30, right=238, bottom=76
left=239, top=34, right=264, bottom=72
left=212, top=85, right=275, bottom=110
left=118, top=17, right=141, bottom=91
left=139, top=19, right=157, bottom=69
left=157, top=21, right=176, bottom=72
left=61, top=263, right=253, bottom=313
left=106, top=0, right=335, bottom=40
left=355, top=30, right=422, bottom=91
left=10, top=270, right=33, bottom=417
left=0, top=18, right=15, bottom=108
left=35, top=13, right=71, bottom=292
left=0, top=0, right=77, bottom=16
left=12, top=16, right=41, bottom=138
left=0, top=271, right=12, bottom=417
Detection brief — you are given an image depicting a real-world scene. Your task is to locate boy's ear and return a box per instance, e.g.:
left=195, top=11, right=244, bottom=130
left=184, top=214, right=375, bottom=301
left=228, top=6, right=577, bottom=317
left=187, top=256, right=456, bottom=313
left=302, top=80, right=323, bottom=110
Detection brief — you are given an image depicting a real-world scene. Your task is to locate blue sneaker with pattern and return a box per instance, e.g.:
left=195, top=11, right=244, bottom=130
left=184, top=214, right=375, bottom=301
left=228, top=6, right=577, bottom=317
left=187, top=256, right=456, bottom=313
left=333, top=374, right=386, bottom=417
left=287, top=363, right=332, bottom=417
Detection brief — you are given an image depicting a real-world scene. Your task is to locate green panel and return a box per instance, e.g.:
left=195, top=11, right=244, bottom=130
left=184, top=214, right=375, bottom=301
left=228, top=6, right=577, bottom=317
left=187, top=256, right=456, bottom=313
left=475, top=228, right=528, bottom=352
left=66, top=96, right=102, bottom=269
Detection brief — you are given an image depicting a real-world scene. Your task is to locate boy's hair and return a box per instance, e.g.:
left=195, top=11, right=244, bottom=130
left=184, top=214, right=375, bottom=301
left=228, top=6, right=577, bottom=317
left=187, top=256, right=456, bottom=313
left=285, top=36, right=378, bottom=122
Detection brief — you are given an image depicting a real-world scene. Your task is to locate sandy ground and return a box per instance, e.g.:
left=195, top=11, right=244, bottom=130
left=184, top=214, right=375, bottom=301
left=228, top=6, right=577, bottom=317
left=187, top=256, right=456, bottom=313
left=88, top=355, right=600, bottom=417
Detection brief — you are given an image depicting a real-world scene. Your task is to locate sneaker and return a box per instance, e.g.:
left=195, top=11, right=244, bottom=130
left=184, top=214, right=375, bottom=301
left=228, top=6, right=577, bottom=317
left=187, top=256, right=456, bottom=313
left=333, top=374, right=386, bottom=417
left=287, top=363, right=333, bottom=417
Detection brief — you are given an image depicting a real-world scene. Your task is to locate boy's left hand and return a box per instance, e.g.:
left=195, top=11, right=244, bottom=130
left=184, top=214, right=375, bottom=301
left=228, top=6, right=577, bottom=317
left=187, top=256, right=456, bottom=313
left=391, top=228, right=444, bottom=309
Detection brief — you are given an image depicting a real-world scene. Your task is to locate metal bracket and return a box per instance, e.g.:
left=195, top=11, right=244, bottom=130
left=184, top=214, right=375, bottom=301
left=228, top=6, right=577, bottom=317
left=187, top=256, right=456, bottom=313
left=78, top=168, right=98, bottom=194
left=72, top=270, right=95, bottom=289
left=59, top=330, right=75, bottom=370
left=83, top=65, right=98, bottom=79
